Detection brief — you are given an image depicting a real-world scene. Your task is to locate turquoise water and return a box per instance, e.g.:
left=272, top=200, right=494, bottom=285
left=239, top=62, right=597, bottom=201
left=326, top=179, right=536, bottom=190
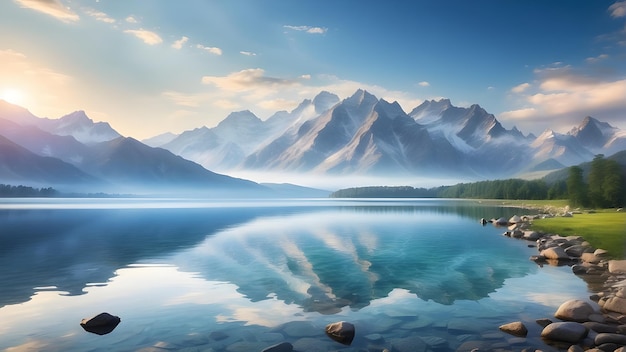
left=0, top=199, right=591, bottom=351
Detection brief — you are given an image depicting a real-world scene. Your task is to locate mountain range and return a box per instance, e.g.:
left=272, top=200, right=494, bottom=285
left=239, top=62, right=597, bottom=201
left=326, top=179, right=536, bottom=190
left=1, top=90, right=624, bottom=194
left=147, top=89, right=626, bottom=178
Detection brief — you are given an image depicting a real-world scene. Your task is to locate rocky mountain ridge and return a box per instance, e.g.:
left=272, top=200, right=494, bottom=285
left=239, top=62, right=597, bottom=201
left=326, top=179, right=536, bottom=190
left=0, top=89, right=624, bottom=192
left=148, top=89, right=626, bottom=179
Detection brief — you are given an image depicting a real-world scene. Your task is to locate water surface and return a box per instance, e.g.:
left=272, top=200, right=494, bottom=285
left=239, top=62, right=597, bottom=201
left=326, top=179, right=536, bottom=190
left=0, top=198, right=591, bottom=351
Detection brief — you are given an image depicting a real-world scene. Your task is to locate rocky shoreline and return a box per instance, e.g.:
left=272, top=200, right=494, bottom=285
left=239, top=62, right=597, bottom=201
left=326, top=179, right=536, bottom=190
left=494, top=212, right=626, bottom=352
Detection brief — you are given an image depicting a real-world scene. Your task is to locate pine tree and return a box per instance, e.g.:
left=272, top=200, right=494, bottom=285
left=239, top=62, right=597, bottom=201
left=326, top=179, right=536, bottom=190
left=567, top=166, right=587, bottom=207
left=588, top=154, right=606, bottom=208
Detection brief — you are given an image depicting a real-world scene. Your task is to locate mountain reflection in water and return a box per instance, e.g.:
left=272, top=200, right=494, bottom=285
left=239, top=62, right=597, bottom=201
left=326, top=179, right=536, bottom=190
left=170, top=206, right=533, bottom=313
left=0, top=199, right=529, bottom=311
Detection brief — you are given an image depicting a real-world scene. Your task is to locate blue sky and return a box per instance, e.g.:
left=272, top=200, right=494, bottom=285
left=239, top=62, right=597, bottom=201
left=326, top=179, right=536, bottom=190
left=1, top=0, right=625, bottom=139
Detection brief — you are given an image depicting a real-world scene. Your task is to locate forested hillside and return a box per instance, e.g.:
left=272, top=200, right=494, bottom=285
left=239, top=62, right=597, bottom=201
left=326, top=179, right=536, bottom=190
left=331, top=153, right=626, bottom=207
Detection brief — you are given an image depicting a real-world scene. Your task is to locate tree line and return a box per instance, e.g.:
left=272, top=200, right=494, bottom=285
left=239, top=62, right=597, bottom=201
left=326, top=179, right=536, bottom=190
left=567, top=154, right=625, bottom=208
left=0, top=184, right=59, bottom=197
left=331, top=155, right=625, bottom=208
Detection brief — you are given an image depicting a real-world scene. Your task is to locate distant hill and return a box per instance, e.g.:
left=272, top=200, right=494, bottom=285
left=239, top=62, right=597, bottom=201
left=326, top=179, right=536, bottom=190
left=542, top=150, right=626, bottom=184
left=260, top=183, right=331, bottom=198
left=0, top=134, right=100, bottom=187
left=0, top=100, right=271, bottom=196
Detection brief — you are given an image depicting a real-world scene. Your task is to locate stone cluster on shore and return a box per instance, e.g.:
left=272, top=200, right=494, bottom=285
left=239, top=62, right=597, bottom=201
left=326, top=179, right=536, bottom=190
left=497, top=213, right=626, bottom=351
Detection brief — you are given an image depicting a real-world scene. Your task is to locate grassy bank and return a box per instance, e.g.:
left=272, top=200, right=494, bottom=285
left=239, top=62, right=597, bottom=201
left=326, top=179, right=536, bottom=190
left=477, top=199, right=625, bottom=258
left=531, top=210, right=626, bottom=259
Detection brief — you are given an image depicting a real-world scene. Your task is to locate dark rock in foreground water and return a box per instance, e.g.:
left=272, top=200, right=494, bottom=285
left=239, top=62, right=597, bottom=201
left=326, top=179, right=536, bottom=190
left=80, top=312, right=121, bottom=335
left=325, top=321, right=355, bottom=345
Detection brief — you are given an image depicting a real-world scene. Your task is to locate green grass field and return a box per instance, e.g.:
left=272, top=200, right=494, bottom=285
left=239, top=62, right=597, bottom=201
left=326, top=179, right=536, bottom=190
left=477, top=199, right=626, bottom=258
left=531, top=210, right=626, bottom=258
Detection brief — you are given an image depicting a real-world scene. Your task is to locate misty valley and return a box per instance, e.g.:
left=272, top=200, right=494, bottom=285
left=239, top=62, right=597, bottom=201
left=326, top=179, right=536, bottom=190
left=0, top=198, right=591, bottom=351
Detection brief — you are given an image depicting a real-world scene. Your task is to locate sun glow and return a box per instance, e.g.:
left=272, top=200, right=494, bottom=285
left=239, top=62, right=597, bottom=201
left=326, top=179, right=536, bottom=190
left=1, top=88, right=25, bottom=105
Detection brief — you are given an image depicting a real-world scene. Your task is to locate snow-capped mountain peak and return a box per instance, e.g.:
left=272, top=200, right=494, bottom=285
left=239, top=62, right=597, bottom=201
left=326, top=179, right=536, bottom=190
left=312, top=91, right=340, bottom=114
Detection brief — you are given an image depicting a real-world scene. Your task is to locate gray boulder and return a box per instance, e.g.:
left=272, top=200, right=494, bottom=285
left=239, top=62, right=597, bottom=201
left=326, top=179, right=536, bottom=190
left=609, top=260, right=626, bottom=274
left=595, top=333, right=626, bottom=345
left=555, top=299, right=595, bottom=322
left=541, top=322, right=588, bottom=343
left=523, top=231, right=542, bottom=241
left=541, top=247, right=570, bottom=260
left=581, top=252, right=601, bottom=264
left=499, top=321, right=528, bottom=337
left=564, top=245, right=586, bottom=257
left=602, top=295, right=626, bottom=315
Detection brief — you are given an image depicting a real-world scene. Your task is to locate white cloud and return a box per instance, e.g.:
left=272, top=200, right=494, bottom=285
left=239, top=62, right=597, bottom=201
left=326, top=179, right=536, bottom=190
left=585, top=54, right=609, bottom=63
left=283, top=25, right=328, bottom=34
left=172, top=36, right=189, bottom=50
left=500, top=67, right=626, bottom=133
left=14, top=0, right=79, bottom=23
left=213, top=99, right=241, bottom=110
left=511, top=82, right=531, bottom=93
left=162, top=91, right=205, bottom=108
left=196, top=44, right=222, bottom=55
left=300, top=74, right=311, bottom=80
left=530, top=78, right=626, bottom=115
left=418, top=81, right=430, bottom=87
left=609, top=1, right=626, bottom=18
left=499, top=108, right=537, bottom=120
left=201, top=68, right=303, bottom=92
left=124, top=29, right=163, bottom=45
left=125, top=16, right=138, bottom=23
left=258, top=98, right=299, bottom=111
left=240, top=51, right=257, bottom=56
left=84, top=8, right=115, bottom=23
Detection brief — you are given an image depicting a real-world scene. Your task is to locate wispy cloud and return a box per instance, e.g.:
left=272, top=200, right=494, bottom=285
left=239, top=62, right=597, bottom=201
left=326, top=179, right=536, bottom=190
left=585, top=54, right=609, bottom=63
left=418, top=81, right=430, bottom=87
left=13, top=0, right=79, bottom=23
left=162, top=91, right=206, bottom=108
left=124, top=29, right=163, bottom=45
left=201, top=68, right=303, bottom=91
left=172, top=36, right=189, bottom=50
left=283, top=25, right=327, bottom=34
left=240, top=51, right=257, bottom=56
left=258, top=98, right=300, bottom=111
left=84, top=8, right=115, bottom=24
left=196, top=44, right=222, bottom=55
left=609, top=1, right=626, bottom=18
left=499, top=108, right=537, bottom=120
left=511, top=82, right=531, bottom=93
left=125, top=16, right=138, bottom=23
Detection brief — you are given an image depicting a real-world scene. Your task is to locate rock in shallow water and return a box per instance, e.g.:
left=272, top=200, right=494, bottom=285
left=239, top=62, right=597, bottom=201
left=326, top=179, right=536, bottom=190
left=325, top=321, right=355, bottom=345
left=80, top=312, right=121, bottom=335
left=554, top=299, right=595, bottom=322
left=499, top=321, right=528, bottom=337
left=541, top=322, right=588, bottom=343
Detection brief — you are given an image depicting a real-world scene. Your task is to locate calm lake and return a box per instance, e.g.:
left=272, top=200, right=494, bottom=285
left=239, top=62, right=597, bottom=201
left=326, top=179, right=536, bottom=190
left=0, top=198, right=591, bottom=351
